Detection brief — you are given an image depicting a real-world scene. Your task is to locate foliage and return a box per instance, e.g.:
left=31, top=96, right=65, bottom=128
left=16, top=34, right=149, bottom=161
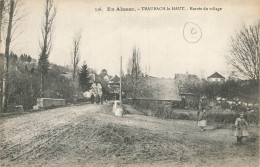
left=99, top=69, right=108, bottom=80
left=19, top=53, right=32, bottom=63
left=200, top=81, right=221, bottom=100
left=219, top=79, right=240, bottom=101
left=199, top=79, right=258, bottom=108
left=38, top=53, right=49, bottom=75
left=78, top=63, right=91, bottom=92
left=179, top=75, right=202, bottom=95
left=1, top=52, right=77, bottom=110
left=220, top=101, right=230, bottom=110
left=123, top=47, right=144, bottom=98
left=124, top=99, right=259, bottom=124
left=44, top=66, right=75, bottom=103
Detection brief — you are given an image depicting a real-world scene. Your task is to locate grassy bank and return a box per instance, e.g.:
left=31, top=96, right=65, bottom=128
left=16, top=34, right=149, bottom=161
left=123, top=100, right=259, bottom=125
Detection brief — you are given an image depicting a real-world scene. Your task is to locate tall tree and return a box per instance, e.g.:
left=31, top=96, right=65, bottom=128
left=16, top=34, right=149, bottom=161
left=71, top=32, right=81, bottom=81
left=2, top=0, right=14, bottom=112
left=125, top=46, right=143, bottom=98
left=100, top=69, right=108, bottom=78
left=127, top=46, right=142, bottom=80
left=1, top=0, right=25, bottom=112
left=38, top=0, right=56, bottom=97
left=226, top=21, right=260, bottom=82
left=78, top=63, right=91, bottom=92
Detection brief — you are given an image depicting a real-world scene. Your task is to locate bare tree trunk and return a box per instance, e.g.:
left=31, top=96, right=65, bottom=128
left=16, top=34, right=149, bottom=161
left=2, top=0, right=14, bottom=112
left=40, top=73, right=43, bottom=97
left=0, top=0, right=4, bottom=112
left=0, top=0, right=4, bottom=45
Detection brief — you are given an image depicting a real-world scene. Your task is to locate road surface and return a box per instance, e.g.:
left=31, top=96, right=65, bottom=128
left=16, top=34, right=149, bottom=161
left=0, top=103, right=259, bottom=167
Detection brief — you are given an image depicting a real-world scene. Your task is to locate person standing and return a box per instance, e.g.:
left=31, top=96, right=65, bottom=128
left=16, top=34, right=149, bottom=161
left=90, top=94, right=95, bottom=104
left=198, top=109, right=207, bottom=131
left=234, top=113, right=249, bottom=143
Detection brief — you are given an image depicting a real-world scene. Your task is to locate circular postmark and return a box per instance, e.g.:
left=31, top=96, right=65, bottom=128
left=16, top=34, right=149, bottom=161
left=183, top=22, right=202, bottom=43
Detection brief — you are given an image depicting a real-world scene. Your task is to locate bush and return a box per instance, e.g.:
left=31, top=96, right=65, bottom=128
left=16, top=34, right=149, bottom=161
left=124, top=98, right=259, bottom=124
left=205, top=113, right=237, bottom=124
left=247, top=111, right=259, bottom=125
left=177, top=113, right=190, bottom=120
left=231, top=105, right=247, bottom=112
left=220, top=101, right=230, bottom=109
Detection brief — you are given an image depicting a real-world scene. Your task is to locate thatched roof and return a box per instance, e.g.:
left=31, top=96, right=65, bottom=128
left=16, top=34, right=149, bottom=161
left=138, top=76, right=181, bottom=101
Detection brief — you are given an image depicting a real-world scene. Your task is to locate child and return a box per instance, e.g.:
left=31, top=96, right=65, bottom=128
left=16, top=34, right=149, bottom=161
left=234, top=113, right=249, bottom=143
left=198, top=109, right=207, bottom=131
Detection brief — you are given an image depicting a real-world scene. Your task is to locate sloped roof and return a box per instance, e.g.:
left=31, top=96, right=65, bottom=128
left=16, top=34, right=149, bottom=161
left=138, top=76, right=181, bottom=101
left=175, top=73, right=199, bottom=80
left=110, top=75, right=120, bottom=82
left=207, top=72, right=225, bottom=79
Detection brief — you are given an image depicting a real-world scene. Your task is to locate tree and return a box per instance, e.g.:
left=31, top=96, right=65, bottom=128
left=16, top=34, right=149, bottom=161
left=78, top=63, right=91, bottom=92
left=226, top=21, right=260, bottom=82
left=125, top=46, right=143, bottom=98
left=220, top=79, right=240, bottom=102
left=19, top=53, right=28, bottom=62
left=38, top=0, right=56, bottom=97
left=100, top=69, right=108, bottom=78
left=27, top=55, right=31, bottom=63
left=0, top=0, right=5, bottom=47
left=2, top=0, right=15, bottom=112
left=200, top=81, right=221, bottom=100
left=71, top=32, right=81, bottom=81
left=127, top=46, right=142, bottom=80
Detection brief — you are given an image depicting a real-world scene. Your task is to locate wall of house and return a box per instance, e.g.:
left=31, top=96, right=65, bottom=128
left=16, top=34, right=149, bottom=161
left=208, top=78, right=225, bottom=82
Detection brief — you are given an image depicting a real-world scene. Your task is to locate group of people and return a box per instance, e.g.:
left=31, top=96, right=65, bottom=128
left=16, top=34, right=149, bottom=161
left=197, top=109, right=250, bottom=144
left=90, top=94, right=105, bottom=104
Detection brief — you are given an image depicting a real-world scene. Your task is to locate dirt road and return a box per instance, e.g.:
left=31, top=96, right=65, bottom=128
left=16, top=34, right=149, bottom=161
left=0, top=103, right=259, bottom=167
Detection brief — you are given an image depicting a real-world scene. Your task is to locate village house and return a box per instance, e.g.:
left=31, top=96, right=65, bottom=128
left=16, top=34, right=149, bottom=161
left=207, top=72, right=225, bottom=83
left=129, top=75, right=182, bottom=108
left=108, top=75, right=120, bottom=100
left=89, top=73, right=120, bottom=100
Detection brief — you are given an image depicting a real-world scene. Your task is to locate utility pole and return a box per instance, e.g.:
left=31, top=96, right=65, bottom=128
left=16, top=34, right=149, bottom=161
left=119, top=56, right=122, bottom=101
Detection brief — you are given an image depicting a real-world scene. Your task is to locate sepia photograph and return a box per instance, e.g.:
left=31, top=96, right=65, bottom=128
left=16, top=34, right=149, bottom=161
left=0, top=0, right=259, bottom=166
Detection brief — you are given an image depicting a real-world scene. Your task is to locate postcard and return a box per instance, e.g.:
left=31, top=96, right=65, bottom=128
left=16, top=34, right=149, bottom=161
left=0, top=0, right=259, bottom=166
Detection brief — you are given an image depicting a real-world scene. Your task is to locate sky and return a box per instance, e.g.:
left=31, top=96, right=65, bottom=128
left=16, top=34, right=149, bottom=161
left=8, top=0, right=260, bottom=78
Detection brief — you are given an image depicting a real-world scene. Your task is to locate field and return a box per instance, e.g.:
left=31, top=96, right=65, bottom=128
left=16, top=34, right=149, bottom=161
left=0, top=102, right=259, bottom=167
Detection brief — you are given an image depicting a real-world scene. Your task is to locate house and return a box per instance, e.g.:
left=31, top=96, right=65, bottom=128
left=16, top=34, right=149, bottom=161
left=175, top=73, right=201, bottom=109
left=129, top=76, right=182, bottom=107
left=207, top=72, right=225, bottom=83
left=109, top=75, right=120, bottom=85
left=141, top=76, right=181, bottom=101
left=88, top=73, right=121, bottom=100
left=108, top=75, right=120, bottom=100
